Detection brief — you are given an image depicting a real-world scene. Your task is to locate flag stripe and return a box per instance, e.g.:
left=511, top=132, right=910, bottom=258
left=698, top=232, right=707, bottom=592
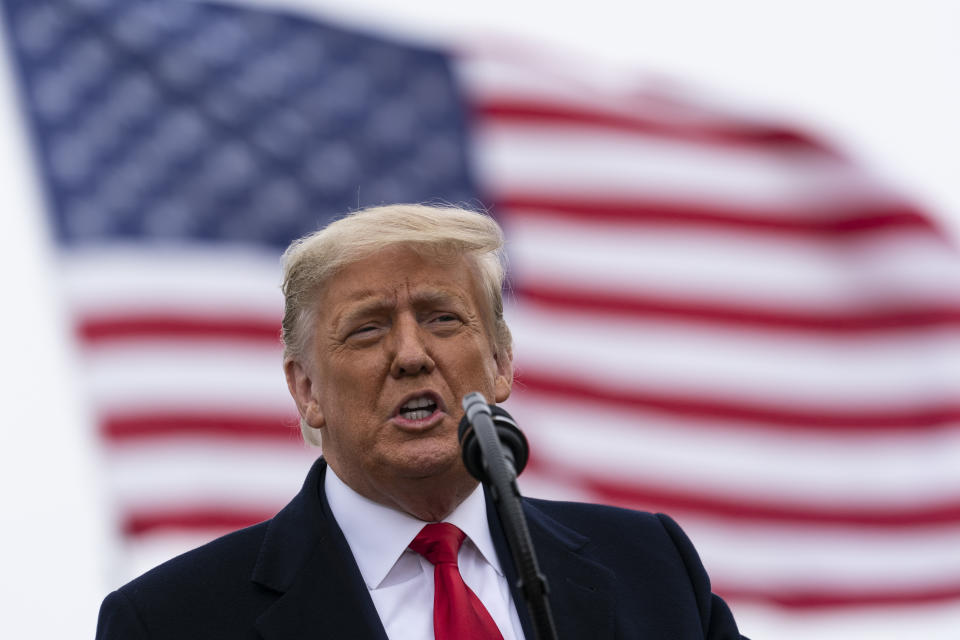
left=102, top=410, right=298, bottom=441
left=475, top=99, right=838, bottom=155
left=498, top=195, right=943, bottom=238
left=515, top=371, right=960, bottom=431
left=79, top=314, right=280, bottom=344
left=523, top=459, right=960, bottom=527
left=104, top=440, right=316, bottom=514
left=510, top=395, right=960, bottom=506
left=475, top=124, right=875, bottom=205
left=506, top=216, right=960, bottom=310
left=124, top=507, right=272, bottom=537
left=509, top=305, right=960, bottom=407
left=717, top=583, right=960, bottom=610
left=516, top=287, right=960, bottom=333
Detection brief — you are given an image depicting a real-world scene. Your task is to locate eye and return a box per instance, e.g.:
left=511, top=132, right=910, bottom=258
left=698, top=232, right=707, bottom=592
left=347, top=323, right=381, bottom=341
left=426, top=312, right=462, bottom=333
left=427, top=311, right=461, bottom=324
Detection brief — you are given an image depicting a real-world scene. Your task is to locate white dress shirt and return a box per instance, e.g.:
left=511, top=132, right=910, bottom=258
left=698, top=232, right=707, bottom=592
left=324, top=466, right=525, bottom=640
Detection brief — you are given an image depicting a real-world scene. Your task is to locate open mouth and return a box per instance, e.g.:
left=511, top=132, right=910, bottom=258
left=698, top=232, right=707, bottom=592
left=396, top=393, right=441, bottom=421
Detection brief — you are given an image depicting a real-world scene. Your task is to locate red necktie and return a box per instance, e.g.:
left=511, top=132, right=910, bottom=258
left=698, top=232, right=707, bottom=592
left=409, top=523, right=505, bottom=640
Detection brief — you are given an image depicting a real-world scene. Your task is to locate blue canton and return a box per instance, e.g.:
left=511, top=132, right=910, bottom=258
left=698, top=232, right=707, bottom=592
left=3, top=0, right=480, bottom=249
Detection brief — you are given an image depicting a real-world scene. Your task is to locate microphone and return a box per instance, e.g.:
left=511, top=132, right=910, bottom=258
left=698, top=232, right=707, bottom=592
left=457, top=392, right=558, bottom=640
left=458, top=395, right=529, bottom=483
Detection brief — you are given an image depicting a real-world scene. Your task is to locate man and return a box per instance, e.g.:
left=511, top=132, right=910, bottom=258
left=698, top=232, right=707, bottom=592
left=96, top=204, right=746, bottom=639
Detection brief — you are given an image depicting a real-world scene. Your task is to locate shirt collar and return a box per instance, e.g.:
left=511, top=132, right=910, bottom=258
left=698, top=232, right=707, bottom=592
left=324, top=464, right=504, bottom=589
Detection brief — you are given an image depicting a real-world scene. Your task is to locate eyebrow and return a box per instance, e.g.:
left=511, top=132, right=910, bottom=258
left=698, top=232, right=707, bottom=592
left=332, top=287, right=470, bottom=331
left=332, top=292, right=394, bottom=331
left=410, top=288, right=469, bottom=309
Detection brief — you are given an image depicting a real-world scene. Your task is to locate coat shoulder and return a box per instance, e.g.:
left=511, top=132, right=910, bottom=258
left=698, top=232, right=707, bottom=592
left=523, top=496, right=702, bottom=584
left=522, top=497, right=747, bottom=640
left=97, top=521, right=276, bottom=640
left=524, top=496, right=670, bottom=542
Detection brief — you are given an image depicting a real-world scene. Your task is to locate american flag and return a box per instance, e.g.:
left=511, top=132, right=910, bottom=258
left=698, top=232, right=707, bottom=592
left=4, top=0, right=960, bottom=637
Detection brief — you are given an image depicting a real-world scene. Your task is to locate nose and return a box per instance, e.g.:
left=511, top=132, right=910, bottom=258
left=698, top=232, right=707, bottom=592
left=389, top=314, right=435, bottom=378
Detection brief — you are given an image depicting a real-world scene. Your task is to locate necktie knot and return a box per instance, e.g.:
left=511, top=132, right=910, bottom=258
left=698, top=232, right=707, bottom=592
left=409, top=522, right=465, bottom=566
left=408, top=522, right=505, bottom=639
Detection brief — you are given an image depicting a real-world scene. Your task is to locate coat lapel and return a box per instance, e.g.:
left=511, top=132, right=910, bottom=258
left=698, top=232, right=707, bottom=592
left=252, top=458, right=389, bottom=640
left=487, top=492, right=617, bottom=640
left=252, top=458, right=614, bottom=640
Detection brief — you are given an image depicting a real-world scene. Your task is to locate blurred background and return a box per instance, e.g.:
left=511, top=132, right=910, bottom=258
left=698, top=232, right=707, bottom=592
left=1, top=1, right=959, bottom=638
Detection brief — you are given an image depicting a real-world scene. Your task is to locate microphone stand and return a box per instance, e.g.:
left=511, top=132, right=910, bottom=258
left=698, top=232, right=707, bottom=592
left=462, top=393, right=559, bottom=640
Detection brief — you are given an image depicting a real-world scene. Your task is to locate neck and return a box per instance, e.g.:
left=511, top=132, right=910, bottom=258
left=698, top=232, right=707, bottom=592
left=330, top=460, right=478, bottom=522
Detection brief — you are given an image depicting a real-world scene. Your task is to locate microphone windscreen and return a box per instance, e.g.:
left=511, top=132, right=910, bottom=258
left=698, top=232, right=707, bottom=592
left=490, top=405, right=529, bottom=476
left=458, top=403, right=529, bottom=482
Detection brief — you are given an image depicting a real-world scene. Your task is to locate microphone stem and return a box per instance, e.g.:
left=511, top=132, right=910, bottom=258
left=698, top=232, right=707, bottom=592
left=463, top=394, right=558, bottom=640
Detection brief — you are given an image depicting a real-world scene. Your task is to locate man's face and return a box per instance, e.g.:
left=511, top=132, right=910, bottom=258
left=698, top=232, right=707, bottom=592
left=287, top=246, right=512, bottom=509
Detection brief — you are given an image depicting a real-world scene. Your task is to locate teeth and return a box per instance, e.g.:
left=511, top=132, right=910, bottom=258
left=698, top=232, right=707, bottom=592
left=402, top=396, right=434, bottom=410
left=399, top=395, right=438, bottom=421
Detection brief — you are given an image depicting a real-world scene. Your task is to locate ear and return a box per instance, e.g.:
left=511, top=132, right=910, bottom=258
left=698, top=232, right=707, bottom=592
left=493, top=345, right=513, bottom=403
left=284, top=358, right=325, bottom=429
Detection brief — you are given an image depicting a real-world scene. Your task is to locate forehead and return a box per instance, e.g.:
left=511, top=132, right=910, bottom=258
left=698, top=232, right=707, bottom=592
left=319, top=247, right=483, bottom=316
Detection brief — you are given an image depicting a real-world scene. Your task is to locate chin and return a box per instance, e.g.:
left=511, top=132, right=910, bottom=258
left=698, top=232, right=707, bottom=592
left=390, top=443, right=464, bottom=480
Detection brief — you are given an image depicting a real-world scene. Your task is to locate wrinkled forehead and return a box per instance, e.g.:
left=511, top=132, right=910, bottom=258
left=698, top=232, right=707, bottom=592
left=318, top=246, right=489, bottom=317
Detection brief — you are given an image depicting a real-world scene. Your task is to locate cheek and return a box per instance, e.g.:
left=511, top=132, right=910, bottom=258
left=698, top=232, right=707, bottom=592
left=335, top=356, right=391, bottom=415
left=460, top=342, right=500, bottom=387
left=326, top=350, right=379, bottom=386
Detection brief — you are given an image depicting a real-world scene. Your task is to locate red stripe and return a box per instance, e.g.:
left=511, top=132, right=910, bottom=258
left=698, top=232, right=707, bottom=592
left=78, top=313, right=280, bottom=344
left=101, top=411, right=301, bottom=442
left=717, top=583, right=960, bottom=610
left=498, top=194, right=944, bottom=239
left=516, top=371, right=960, bottom=431
left=517, top=285, right=960, bottom=334
left=475, top=98, right=839, bottom=155
left=123, top=507, right=274, bottom=537
left=525, top=457, right=960, bottom=527
left=550, top=468, right=960, bottom=528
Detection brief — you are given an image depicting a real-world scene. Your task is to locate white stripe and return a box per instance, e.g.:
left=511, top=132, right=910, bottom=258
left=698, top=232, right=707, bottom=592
left=83, top=342, right=290, bottom=412
left=734, top=601, right=960, bottom=640
left=60, top=245, right=282, bottom=316
left=457, top=53, right=712, bottom=124
left=678, top=516, right=960, bottom=591
left=506, top=305, right=960, bottom=408
left=456, top=53, right=848, bottom=147
left=104, top=439, right=316, bottom=511
left=475, top=122, right=890, bottom=206
left=506, top=216, right=960, bottom=309
left=506, top=395, right=960, bottom=507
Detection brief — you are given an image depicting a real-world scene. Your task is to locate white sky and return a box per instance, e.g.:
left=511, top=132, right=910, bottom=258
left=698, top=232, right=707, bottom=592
left=1, top=1, right=957, bottom=638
